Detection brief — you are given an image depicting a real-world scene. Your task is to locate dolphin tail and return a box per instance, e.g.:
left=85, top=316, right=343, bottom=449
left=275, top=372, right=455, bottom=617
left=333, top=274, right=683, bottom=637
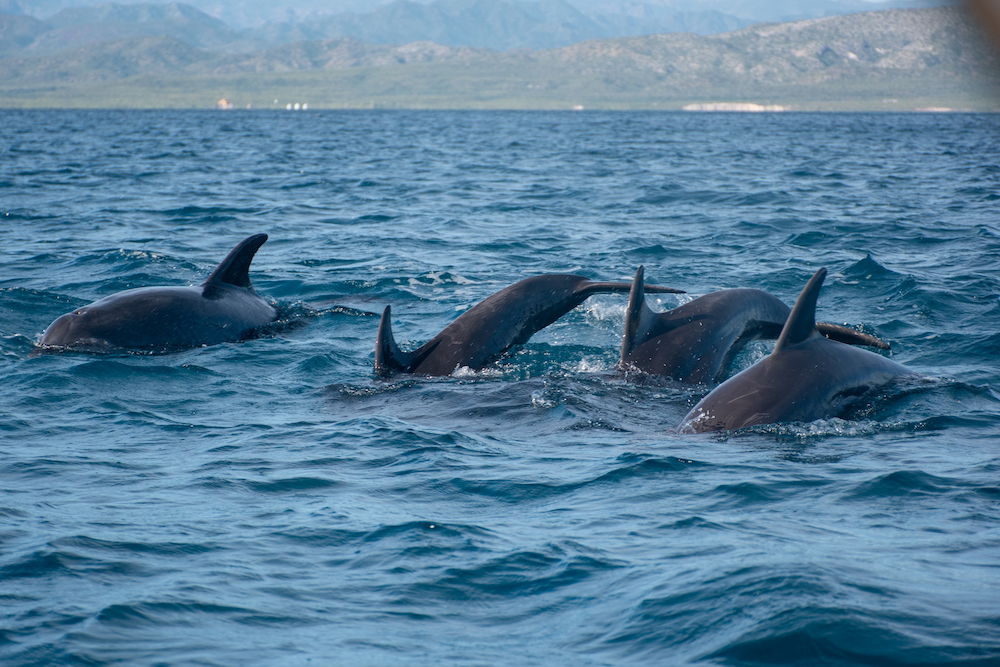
left=641, top=284, right=685, bottom=294
left=203, top=233, right=268, bottom=293
left=375, top=306, right=415, bottom=376
left=774, top=268, right=826, bottom=353
left=576, top=279, right=685, bottom=296
left=620, top=265, right=660, bottom=361
left=816, top=322, right=891, bottom=350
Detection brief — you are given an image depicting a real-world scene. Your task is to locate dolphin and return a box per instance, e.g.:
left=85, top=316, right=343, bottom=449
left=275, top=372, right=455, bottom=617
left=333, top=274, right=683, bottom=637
left=678, top=268, right=913, bottom=433
left=375, top=273, right=685, bottom=376
left=620, top=266, right=889, bottom=384
left=39, top=234, right=277, bottom=352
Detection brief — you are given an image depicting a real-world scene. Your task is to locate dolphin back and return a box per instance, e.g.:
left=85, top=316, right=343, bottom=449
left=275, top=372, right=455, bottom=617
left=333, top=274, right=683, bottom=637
left=620, top=266, right=891, bottom=383
left=680, top=267, right=910, bottom=432
left=374, top=273, right=683, bottom=376
left=39, top=234, right=276, bottom=352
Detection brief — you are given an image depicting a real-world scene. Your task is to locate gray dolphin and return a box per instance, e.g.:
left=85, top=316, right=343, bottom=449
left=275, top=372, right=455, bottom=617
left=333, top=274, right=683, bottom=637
left=375, top=273, right=685, bottom=376
left=679, top=268, right=913, bottom=433
left=620, top=266, right=889, bottom=384
left=39, top=234, right=277, bottom=352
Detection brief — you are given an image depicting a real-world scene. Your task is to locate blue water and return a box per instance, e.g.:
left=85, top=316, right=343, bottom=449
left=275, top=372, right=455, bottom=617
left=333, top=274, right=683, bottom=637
left=2, top=109, right=999, bottom=666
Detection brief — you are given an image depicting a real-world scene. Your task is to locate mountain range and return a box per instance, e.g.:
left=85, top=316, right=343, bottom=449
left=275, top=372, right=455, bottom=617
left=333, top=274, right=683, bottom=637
left=0, top=4, right=995, bottom=110
left=1, top=0, right=948, bottom=53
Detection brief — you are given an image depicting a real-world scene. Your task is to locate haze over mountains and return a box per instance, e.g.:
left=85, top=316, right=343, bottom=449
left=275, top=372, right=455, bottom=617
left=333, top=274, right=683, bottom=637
left=0, top=1, right=993, bottom=110
left=1, top=0, right=949, bottom=50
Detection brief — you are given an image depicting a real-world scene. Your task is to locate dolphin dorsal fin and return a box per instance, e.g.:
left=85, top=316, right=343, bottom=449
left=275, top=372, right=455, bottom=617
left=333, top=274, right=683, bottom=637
left=375, top=306, right=416, bottom=376
left=620, top=266, right=659, bottom=360
left=774, top=268, right=826, bottom=353
left=203, top=234, right=268, bottom=292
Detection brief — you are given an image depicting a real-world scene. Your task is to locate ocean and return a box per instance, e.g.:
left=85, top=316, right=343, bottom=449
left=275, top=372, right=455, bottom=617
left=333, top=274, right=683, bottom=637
left=1, top=109, right=998, bottom=666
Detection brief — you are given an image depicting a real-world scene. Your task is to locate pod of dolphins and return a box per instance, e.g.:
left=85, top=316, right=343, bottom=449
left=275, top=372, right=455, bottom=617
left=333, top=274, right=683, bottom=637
left=38, top=234, right=917, bottom=433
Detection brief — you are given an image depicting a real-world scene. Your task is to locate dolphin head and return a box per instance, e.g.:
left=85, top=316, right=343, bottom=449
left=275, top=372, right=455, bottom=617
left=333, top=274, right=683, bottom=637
left=39, top=306, right=115, bottom=350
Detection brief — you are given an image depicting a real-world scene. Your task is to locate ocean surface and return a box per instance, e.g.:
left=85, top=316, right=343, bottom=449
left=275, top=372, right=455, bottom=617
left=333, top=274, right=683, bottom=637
left=1, top=109, right=998, bottom=666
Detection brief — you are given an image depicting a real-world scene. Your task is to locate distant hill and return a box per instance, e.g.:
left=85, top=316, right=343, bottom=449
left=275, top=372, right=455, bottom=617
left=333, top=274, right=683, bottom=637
left=0, top=0, right=382, bottom=27
left=256, top=0, right=601, bottom=50
left=0, top=0, right=753, bottom=54
left=1, top=6, right=997, bottom=110
left=0, top=34, right=487, bottom=81
left=568, top=0, right=950, bottom=26
left=0, top=0, right=956, bottom=55
left=546, top=6, right=986, bottom=83
left=250, top=0, right=750, bottom=51
left=1, top=2, right=263, bottom=54
left=0, top=12, right=48, bottom=55
left=0, top=0, right=950, bottom=31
